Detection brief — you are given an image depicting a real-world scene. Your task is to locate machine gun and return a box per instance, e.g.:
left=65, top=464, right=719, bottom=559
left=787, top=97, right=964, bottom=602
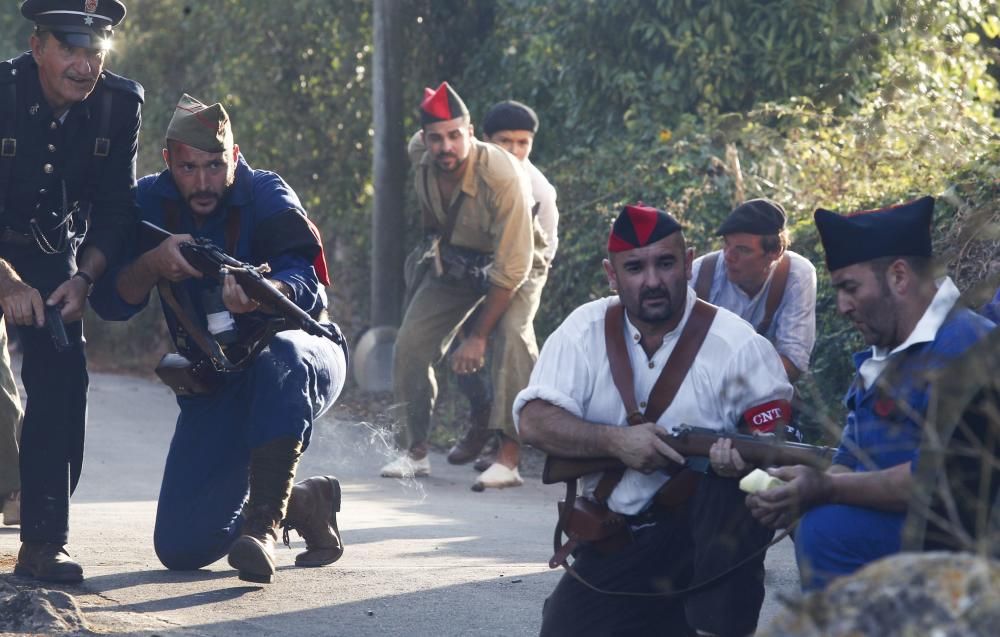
left=542, top=424, right=835, bottom=485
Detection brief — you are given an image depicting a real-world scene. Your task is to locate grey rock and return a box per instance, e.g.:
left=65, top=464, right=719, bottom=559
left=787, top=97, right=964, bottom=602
left=0, top=581, right=90, bottom=634
left=759, top=551, right=1000, bottom=637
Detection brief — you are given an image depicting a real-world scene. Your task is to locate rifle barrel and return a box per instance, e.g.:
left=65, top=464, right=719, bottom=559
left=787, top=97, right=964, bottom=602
left=541, top=427, right=835, bottom=485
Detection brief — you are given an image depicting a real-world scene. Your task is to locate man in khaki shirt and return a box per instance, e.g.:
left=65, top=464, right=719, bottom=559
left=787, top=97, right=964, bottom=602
left=381, top=82, right=543, bottom=488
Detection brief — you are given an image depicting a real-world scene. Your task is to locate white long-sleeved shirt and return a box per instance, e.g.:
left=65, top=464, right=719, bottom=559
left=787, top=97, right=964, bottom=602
left=513, top=290, right=793, bottom=514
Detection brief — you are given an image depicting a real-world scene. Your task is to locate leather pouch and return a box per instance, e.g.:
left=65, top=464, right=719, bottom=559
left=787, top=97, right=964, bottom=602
left=436, top=243, right=492, bottom=294
left=155, top=352, right=222, bottom=396
left=557, top=496, right=632, bottom=555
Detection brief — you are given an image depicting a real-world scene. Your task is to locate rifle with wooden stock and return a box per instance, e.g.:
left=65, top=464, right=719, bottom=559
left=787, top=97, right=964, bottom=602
left=140, top=220, right=342, bottom=347
left=542, top=424, right=836, bottom=485
left=139, top=220, right=347, bottom=395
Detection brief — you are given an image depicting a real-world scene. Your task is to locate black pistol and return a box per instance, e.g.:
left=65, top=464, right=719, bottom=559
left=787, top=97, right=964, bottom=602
left=45, top=304, right=70, bottom=352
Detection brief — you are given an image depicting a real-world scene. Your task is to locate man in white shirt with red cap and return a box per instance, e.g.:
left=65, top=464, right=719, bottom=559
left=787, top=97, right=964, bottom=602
left=516, top=203, right=793, bottom=637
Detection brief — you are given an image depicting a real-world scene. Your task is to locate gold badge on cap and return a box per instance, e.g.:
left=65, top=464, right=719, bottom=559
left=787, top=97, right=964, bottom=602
left=85, top=0, right=98, bottom=14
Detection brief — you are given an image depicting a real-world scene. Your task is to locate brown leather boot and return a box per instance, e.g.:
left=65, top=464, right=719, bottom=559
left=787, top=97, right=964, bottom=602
left=228, top=437, right=302, bottom=584
left=14, top=542, right=84, bottom=583
left=447, top=407, right=492, bottom=465
left=283, top=476, right=344, bottom=567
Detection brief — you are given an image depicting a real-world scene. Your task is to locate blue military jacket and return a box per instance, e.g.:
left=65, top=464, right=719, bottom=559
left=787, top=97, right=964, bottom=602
left=92, top=156, right=328, bottom=356
left=0, top=52, right=142, bottom=267
left=832, top=307, right=996, bottom=471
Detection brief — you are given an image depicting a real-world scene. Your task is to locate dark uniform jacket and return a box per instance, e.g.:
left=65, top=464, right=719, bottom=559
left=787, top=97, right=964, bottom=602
left=0, top=51, right=142, bottom=291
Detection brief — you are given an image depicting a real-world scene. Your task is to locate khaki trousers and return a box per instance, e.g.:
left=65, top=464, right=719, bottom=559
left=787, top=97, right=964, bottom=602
left=0, top=317, right=24, bottom=496
left=393, top=267, right=545, bottom=449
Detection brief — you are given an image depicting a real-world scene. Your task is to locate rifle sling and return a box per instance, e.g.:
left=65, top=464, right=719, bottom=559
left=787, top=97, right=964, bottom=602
left=420, top=159, right=468, bottom=246
left=156, top=280, right=238, bottom=371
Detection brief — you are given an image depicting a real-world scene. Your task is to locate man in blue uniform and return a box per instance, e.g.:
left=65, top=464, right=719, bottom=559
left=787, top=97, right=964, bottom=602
left=746, top=196, right=996, bottom=590
left=91, top=94, right=348, bottom=584
left=1, top=0, right=142, bottom=583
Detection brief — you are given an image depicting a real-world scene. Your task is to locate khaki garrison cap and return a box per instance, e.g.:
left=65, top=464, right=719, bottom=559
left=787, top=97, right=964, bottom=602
left=165, top=94, right=233, bottom=153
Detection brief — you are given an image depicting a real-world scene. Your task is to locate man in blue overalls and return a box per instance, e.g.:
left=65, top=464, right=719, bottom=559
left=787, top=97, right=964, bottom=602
left=746, top=196, right=995, bottom=590
left=92, top=94, right=348, bottom=584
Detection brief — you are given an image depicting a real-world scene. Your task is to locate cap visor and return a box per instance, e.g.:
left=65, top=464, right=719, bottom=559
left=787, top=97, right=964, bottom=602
left=48, top=29, right=110, bottom=50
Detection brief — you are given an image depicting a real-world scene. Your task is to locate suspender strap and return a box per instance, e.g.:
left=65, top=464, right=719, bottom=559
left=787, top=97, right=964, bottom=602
left=224, top=205, right=241, bottom=254
left=693, top=252, right=718, bottom=301
left=757, top=253, right=790, bottom=336
left=593, top=299, right=719, bottom=503
left=79, top=89, right=113, bottom=220
left=694, top=250, right=789, bottom=335
left=0, top=80, right=17, bottom=218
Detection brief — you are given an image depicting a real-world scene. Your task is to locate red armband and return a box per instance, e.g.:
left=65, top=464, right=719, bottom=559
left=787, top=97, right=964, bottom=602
left=742, top=399, right=792, bottom=433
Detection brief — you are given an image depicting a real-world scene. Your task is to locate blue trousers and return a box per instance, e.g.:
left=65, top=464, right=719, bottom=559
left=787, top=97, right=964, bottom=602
left=153, top=329, right=346, bottom=570
left=795, top=504, right=904, bottom=590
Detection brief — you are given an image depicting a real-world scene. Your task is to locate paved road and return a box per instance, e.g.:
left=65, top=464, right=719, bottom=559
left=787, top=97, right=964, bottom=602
left=0, top=369, right=800, bottom=636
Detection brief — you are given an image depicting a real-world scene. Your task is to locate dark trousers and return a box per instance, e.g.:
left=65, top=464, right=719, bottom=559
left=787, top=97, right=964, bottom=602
left=540, top=473, right=774, bottom=637
left=153, top=329, right=346, bottom=570
left=17, top=319, right=88, bottom=545
left=2, top=244, right=86, bottom=544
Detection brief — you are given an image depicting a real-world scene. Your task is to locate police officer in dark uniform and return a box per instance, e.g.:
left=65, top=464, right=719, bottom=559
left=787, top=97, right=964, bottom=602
left=0, top=0, right=142, bottom=583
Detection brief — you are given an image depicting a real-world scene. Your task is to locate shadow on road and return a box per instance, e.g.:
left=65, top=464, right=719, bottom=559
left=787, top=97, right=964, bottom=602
left=103, top=570, right=556, bottom=637
left=89, top=585, right=262, bottom=615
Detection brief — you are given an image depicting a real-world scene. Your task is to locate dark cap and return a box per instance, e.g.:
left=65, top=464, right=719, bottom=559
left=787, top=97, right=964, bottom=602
left=608, top=204, right=682, bottom=253
left=482, top=100, right=538, bottom=136
left=22, top=0, right=126, bottom=49
left=814, top=196, right=934, bottom=271
left=716, top=198, right=787, bottom=236
left=420, top=82, right=469, bottom=126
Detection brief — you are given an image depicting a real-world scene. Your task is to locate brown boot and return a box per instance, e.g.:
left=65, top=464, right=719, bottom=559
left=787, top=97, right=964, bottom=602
left=447, top=407, right=492, bottom=465
left=283, top=476, right=344, bottom=567
left=14, top=542, right=84, bottom=583
left=228, top=437, right=302, bottom=584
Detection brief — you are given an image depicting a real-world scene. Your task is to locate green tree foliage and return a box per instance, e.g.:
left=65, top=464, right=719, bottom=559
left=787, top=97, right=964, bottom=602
left=0, top=1, right=995, bottom=437
left=453, top=0, right=999, bottom=439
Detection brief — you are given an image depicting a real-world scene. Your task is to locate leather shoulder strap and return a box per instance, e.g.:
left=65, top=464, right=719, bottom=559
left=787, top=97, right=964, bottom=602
left=757, top=253, right=790, bottom=335
left=0, top=67, right=17, bottom=219
left=694, top=252, right=719, bottom=301
left=594, top=299, right=718, bottom=503
left=644, top=299, right=718, bottom=422
left=604, top=302, right=644, bottom=425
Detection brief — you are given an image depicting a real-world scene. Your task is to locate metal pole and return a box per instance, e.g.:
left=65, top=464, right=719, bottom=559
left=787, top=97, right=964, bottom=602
left=371, top=0, right=406, bottom=327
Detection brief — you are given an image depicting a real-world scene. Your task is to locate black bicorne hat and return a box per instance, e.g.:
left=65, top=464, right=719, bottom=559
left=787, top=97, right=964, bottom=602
left=814, top=196, right=934, bottom=271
